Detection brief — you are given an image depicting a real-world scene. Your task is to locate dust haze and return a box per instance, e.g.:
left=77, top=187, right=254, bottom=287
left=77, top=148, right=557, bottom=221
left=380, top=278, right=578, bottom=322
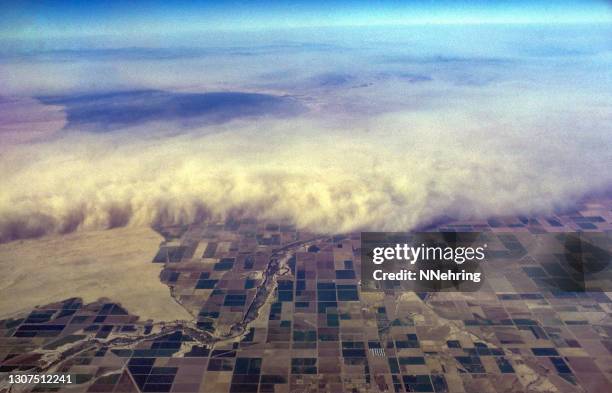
left=1, top=25, right=611, bottom=242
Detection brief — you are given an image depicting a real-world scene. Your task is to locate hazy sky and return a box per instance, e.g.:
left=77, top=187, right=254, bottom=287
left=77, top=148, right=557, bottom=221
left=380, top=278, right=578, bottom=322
left=1, top=0, right=611, bottom=41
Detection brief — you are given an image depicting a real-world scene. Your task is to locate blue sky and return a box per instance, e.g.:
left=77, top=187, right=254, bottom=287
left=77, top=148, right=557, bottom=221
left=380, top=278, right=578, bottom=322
left=1, top=0, right=611, bottom=39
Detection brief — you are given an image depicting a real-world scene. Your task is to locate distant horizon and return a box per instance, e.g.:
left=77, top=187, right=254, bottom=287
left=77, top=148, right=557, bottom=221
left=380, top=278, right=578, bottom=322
left=1, top=0, right=611, bottom=41
left=2, top=21, right=611, bottom=53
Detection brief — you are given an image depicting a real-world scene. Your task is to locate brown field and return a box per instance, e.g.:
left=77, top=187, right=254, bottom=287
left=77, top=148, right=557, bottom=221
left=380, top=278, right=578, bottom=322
left=0, top=226, right=192, bottom=322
